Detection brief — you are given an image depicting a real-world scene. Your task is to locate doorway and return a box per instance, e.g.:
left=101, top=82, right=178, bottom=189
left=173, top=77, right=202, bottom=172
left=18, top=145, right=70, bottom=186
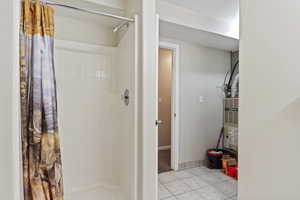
left=158, top=48, right=172, bottom=173
left=158, top=42, right=180, bottom=173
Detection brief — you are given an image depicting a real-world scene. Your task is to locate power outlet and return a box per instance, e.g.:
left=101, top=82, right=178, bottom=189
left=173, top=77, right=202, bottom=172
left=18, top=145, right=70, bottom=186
left=199, top=96, right=205, bottom=103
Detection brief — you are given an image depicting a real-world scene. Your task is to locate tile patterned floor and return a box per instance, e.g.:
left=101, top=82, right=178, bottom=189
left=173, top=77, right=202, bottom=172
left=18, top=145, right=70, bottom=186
left=158, top=167, right=237, bottom=200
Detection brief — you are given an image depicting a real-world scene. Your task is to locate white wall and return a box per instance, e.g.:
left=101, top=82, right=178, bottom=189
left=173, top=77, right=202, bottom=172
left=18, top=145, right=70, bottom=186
left=55, top=15, right=136, bottom=200
left=161, top=38, right=230, bottom=164
left=124, top=3, right=143, bottom=200
left=0, top=0, right=19, bottom=199
left=55, top=41, right=120, bottom=198
left=84, top=0, right=125, bottom=9
left=54, top=11, right=121, bottom=195
left=239, top=0, right=300, bottom=199
left=116, top=24, right=136, bottom=200
left=126, top=0, right=141, bottom=15
left=55, top=15, right=117, bottom=46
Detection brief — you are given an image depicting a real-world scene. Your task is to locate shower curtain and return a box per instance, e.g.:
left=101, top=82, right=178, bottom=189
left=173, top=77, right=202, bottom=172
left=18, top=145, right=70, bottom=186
left=20, top=0, right=64, bottom=199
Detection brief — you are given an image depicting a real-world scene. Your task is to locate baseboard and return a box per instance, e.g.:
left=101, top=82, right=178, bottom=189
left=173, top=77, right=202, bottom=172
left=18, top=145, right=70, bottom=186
left=158, top=145, right=171, bottom=151
left=178, top=160, right=205, bottom=170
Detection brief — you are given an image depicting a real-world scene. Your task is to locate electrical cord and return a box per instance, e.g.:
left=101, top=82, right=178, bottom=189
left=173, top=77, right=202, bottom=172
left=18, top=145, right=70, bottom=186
left=228, top=60, right=239, bottom=88
left=223, top=70, right=230, bottom=86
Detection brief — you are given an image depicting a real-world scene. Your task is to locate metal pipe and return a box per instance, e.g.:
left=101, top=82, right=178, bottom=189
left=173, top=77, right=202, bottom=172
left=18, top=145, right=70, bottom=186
left=46, top=0, right=135, bottom=22
left=113, top=21, right=129, bottom=33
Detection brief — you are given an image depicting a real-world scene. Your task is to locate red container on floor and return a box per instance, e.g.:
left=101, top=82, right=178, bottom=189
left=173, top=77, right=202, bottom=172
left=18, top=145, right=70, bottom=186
left=227, top=165, right=238, bottom=179
left=207, top=149, right=224, bottom=169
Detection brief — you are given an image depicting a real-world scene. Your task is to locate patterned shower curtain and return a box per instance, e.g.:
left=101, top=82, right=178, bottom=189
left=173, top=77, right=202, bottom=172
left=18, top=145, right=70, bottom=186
left=20, top=0, right=64, bottom=199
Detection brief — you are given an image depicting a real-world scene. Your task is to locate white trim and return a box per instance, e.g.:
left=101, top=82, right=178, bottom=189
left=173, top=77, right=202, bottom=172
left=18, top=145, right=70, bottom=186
left=13, top=0, right=23, bottom=200
left=142, top=9, right=159, bottom=200
left=158, top=145, right=171, bottom=151
left=133, top=15, right=139, bottom=200
left=159, top=41, right=180, bottom=171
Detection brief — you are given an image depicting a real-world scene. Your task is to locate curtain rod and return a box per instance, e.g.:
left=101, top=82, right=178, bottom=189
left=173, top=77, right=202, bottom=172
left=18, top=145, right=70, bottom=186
left=45, top=0, right=135, bottom=22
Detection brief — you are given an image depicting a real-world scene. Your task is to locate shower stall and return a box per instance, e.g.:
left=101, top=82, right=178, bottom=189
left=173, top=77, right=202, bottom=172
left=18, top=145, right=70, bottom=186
left=47, top=1, right=137, bottom=200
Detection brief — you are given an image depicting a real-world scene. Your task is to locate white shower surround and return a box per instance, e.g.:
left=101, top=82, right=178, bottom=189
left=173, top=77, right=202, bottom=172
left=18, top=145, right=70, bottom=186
left=54, top=20, right=137, bottom=200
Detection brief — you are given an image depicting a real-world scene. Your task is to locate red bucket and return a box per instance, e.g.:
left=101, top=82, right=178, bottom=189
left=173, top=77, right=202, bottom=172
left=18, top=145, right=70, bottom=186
left=207, top=149, right=224, bottom=169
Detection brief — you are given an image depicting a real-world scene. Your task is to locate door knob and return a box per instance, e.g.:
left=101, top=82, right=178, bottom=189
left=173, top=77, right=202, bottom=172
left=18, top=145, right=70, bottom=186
left=155, top=120, right=163, bottom=126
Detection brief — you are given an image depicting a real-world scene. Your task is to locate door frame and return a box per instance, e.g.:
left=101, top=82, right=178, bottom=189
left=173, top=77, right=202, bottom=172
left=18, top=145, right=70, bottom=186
left=12, top=0, right=22, bottom=200
left=159, top=41, right=180, bottom=171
